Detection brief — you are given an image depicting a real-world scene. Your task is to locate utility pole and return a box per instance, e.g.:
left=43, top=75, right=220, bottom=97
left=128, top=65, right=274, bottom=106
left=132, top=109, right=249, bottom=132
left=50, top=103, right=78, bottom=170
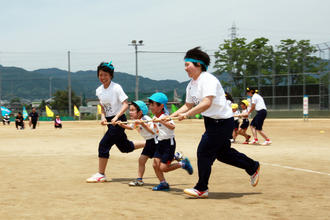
left=68, top=51, right=72, bottom=117
left=129, top=40, right=144, bottom=100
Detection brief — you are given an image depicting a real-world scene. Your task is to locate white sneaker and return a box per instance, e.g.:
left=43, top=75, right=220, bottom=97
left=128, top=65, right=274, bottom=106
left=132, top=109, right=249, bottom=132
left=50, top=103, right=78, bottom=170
left=128, top=179, right=144, bottom=186
left=174, top=151, right=184, bottom=161
left=184, top=188, right=208, bottom=198
left=249, top=139, right=259, bottom=145
left=86, top=173, right=107, bottom=183
left=261, top=140, right=272, bottom=146
left=250, top=164, right=260, bottom=187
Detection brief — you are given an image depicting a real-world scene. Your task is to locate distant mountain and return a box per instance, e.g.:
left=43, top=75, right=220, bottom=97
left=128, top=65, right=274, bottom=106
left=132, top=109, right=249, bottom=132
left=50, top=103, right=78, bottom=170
left=0, top=65, right=184, bottom=101
left=0, top=64, right=233, bottom=101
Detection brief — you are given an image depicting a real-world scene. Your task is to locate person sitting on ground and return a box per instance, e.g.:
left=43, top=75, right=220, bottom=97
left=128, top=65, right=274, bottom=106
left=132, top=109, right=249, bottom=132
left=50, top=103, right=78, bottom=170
left=54, top=115, right=62, bottom=129
left=15, top=112, right=24, bottom=130
left=3, top=114, right=10, bottom=125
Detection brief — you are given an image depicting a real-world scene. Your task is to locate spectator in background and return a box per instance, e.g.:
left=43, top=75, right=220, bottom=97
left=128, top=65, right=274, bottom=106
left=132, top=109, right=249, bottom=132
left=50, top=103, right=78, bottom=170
left=15, top=112, right=24, bottom=130
left=29, top=107, right=39, bottom=129
left=54, top=115, right=62, bottom=129
left=2, top=114, right=10, bottom=125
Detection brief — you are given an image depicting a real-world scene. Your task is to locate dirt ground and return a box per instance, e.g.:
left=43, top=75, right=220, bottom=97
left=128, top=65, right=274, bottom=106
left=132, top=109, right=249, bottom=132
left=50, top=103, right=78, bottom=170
left=0, top=118, right=329, bottom=220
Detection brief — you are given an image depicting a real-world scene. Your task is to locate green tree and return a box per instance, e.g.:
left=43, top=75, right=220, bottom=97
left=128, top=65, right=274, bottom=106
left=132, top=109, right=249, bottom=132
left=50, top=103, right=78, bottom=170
left=50, top=90, right=81, bottom=112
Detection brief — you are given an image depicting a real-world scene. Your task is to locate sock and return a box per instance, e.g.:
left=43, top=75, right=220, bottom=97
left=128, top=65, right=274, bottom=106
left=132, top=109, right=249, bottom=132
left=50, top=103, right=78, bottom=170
left=179, top=161, right=184, bottom=168
left=266, top=138, right=270, bottom=141
left=137, top=178, right=142, bottom=181
left=160, top=180, right=166, bottom=184
left=99, top=173, right=105, bottom=176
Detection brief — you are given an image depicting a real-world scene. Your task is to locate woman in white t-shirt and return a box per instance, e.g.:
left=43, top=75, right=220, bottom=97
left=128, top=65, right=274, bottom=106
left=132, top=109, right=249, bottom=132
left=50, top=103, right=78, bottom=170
left=171, top=47, right=260, bottom=198
left=86, top=61, right=144, bottom=183
left=246, top=88, right=271, bottom=145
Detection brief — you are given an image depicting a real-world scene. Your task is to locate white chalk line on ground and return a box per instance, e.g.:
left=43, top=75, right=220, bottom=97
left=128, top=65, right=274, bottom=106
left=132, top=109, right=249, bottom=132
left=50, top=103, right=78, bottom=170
left=261, top=162, right=330, bottom=176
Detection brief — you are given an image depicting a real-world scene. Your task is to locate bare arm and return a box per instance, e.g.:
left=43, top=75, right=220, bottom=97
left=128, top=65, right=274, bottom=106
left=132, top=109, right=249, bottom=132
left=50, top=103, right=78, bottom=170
left=140, top=122, right=155, bottom=134
left=159, top=119, right=175, bottom=130
left=177, top=96, right=213, bottom=120
left=247, top=103, right=256, bottom=115
left=110, top=100, right=129, bottom=125
left=170, top=103, right=194, bottom=117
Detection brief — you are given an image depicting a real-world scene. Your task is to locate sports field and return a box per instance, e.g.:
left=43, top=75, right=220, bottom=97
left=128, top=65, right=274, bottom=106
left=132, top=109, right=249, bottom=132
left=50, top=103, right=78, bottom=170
left=0, top=119, right=329, bottom=219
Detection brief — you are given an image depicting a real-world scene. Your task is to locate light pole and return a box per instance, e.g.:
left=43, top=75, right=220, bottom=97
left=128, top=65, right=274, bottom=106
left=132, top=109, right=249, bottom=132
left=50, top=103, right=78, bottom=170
left=129, top=40, right=144, bottom=100
left=68, top=51, right=72, bottom=117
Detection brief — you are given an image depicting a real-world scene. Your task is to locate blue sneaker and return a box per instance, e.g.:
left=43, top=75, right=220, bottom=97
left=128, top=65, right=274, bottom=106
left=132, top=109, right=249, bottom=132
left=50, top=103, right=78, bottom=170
left=152, top=182, right=170, bottom=191
left=182, top=157, right=193, bottom=175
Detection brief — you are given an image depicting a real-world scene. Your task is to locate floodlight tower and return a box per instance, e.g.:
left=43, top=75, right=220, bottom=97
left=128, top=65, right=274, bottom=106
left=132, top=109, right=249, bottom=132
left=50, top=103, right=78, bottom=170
left=129, top=40, right=144, bottom=100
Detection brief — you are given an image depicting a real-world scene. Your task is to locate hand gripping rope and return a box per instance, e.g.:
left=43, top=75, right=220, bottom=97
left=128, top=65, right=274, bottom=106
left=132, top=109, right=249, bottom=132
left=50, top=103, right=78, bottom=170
left=105, top=116, right=181, bottom=125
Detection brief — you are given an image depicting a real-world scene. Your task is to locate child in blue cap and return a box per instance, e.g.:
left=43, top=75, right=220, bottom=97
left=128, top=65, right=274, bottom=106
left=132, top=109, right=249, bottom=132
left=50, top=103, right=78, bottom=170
left=116, top=100, right=158, bottom=186
left=148, top=92, right=193, bottom=191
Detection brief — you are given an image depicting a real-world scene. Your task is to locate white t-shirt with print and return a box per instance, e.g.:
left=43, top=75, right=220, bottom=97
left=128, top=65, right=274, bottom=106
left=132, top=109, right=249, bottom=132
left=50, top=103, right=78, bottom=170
left=241, top=109, right=249, bottom=119
left=251, top=93, right=267, bottom=111
left=96, top=82, right=128, bottom=117
left=134, top=115, right=158, bottom=140
left=186, top=72, right=233, bottom=119
left=233, top=109, right=240, bottom=121
left=153, top=113, right=175, bottom=141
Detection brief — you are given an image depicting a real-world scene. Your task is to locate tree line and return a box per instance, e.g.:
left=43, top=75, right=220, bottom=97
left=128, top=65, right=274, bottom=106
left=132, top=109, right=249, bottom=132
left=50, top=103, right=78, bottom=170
left=213, top=38, right=329, bottom=97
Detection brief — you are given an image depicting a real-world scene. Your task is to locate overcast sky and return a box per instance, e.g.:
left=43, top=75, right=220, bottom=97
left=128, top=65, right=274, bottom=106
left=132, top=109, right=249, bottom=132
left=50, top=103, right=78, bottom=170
left=0, top=0, right=329, bottom=82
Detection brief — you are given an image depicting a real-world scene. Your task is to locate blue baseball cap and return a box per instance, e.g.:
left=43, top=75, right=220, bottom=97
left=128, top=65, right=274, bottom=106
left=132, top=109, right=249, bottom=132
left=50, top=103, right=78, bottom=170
left=132, top=100, right=148, bottom=115
left=148, top=92, right=169, bottom=113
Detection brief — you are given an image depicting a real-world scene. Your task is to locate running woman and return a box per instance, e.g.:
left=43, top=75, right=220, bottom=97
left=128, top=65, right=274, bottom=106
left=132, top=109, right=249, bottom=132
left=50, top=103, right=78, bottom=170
left=171, top=47, right=260, bottom=198
left=149, top=92, right=193, bottom=191
left=86, top=61, right=144, bottom=183
left=246, top=88, right=271, bottom=145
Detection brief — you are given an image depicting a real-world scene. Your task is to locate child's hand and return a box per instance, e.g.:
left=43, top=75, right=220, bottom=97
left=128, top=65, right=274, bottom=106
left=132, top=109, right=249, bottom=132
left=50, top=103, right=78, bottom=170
left=134, top=119, right=142, bottom=125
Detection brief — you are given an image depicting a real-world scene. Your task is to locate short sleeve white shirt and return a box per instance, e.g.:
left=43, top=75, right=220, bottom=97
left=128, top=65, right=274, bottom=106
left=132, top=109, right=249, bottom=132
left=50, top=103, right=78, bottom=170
left=251, top=94, right=267, bottom=111
left=96, top=82, right=128, bottom=117
left=153, top=113, right=175, bottom=141
left=186, top=72, right=233, bottom=119
left=233, top=110, right=240, bottom=121
left=136, top=115, right=158, bottom=140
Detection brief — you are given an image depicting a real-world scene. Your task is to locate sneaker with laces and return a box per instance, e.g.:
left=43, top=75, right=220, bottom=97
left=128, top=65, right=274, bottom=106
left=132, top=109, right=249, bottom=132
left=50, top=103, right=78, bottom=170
left=182, top=157, right=193, bottom=175
left=250, top=163, right=260, bottom=187
left=174, top=151, right=184, bottom=161
left=86, top=173, right=107, bottom=183
left=261, top=140, right=272, bottom=146
left=184, top=188, right=208, bottom=198
left=128, top=179, right=144, bottom=186
left=249, top=139, right=259, bottom=145
left=152, top=182, right=170, bottom=191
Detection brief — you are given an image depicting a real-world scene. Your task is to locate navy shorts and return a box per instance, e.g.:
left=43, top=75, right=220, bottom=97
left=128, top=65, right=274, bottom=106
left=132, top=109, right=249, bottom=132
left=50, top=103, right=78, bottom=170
left=251, top=109, right=267, bottom=130
left=98, top=115, right=135, bottom=158
left=141, top=138, right=157, bottom=158
left=233, top=120, right=239, bottom=130
left=240, top=119, right=249, bottom=129
left=154, top=138, right=176, bottom=164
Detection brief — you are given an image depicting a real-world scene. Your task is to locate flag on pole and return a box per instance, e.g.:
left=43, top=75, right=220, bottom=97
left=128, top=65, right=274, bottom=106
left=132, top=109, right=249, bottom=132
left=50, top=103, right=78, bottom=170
left=171, top=104, right=178, bottom=114
left=1, top=106, right=11, bottom=116
left=23, top=106, right=28, bottom=119
left=97, top=104, right=102, bottom=115
left=74, top=105, right=80, bottom=117
left=45, top=105, right=54, bottom=117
